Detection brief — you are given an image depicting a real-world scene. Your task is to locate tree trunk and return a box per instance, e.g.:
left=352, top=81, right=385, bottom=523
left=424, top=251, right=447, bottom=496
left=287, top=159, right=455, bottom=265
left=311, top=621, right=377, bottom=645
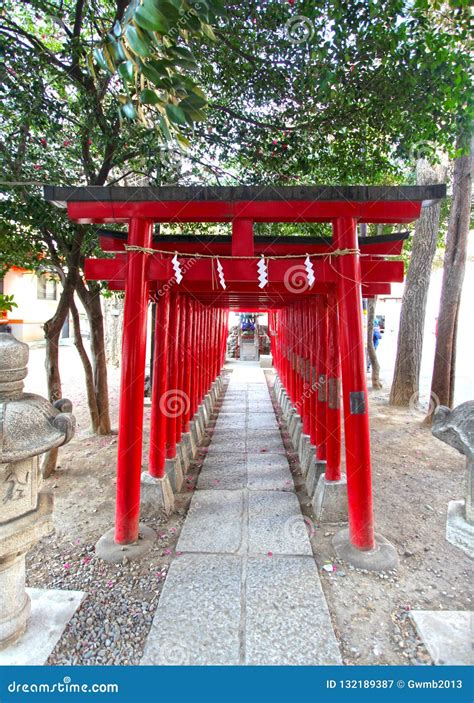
left=425, top=137, right=473, bottom=423
left=367, top=297, right=382, bottom=390
left=103, top=292, right=124, bottom=368
left=70, top=296, right=101, bottom=430
left=76, top=278, right=111, bottom=434
left=42, top=232, right=84, bottom=478
left=389, top=159, right=446, bottom=406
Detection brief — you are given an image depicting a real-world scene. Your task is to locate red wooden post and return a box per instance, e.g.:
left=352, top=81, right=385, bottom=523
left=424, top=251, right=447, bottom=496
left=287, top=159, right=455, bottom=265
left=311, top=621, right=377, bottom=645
left=115, top=218, right=152, bottom=545
left=176, top=293, right=186, bottom=446
left=149, top=291, right=170, bottom=479
left=302, top=302, right=311, bottom=435
left=197, top=304, right=204, bottom=405
left=182, top=297, right=192, bottom=433
left=316, top=296, right=328, bottom=461
left=189, top=299, right=198, bottom=418
left=333, top=216, right=375, bottom=551
left=309, top=300, right=318, bottom=447
left=166, top=293, right=181, bottom=459
left=325, top=290, right=342, bottom=481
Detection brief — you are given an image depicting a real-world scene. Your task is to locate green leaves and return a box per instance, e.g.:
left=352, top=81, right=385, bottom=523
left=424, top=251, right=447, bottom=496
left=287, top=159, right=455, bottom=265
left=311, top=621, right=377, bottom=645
left=125, top=25, right=151, bottom=57
left=165, top=103, right=187, bottom=125
left=135, top=1, right=170, bottom=34
left=88, top=0, right=222, bottom=144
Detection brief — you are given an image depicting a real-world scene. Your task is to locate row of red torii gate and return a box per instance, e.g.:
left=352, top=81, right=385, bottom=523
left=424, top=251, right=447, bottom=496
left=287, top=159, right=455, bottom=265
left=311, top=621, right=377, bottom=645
left=44, top=184, right=445, bottom=567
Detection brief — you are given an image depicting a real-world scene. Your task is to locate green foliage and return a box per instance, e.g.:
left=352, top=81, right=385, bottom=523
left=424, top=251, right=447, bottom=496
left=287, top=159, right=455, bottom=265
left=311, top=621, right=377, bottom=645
left=92, top=0, right=227, bottom=139
left=0, top=294, right=18, bottom=313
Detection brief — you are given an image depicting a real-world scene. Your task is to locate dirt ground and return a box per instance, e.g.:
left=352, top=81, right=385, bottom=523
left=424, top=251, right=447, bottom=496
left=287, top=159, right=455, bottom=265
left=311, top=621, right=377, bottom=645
left=25, top=349, right=472, bottom=666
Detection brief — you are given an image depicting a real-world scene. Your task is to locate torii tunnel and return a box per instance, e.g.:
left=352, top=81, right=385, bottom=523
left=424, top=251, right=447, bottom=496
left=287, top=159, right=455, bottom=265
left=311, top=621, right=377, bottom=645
left=44, top=184, right=445, bottom=562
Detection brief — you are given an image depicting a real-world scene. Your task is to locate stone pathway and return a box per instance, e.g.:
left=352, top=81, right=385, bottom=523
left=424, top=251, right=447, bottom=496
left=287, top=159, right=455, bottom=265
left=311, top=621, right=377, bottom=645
left=141, top=361, right=341, bottom=666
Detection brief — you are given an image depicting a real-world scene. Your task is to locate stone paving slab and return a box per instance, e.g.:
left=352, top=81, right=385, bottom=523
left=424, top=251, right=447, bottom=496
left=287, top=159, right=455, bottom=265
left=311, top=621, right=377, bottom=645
left=214, top=414, right=247, bottom=430
left=248, top=490, right=313, bottom=555
left=245, top=556, right=342, bottom=665
left=410, top=610, right=473, bottom=665
left=247, top=454, right=293, bottom=491
left=0, top=588, right=85, bottom=666
left=208, top=433, right=247, bottom=453
left=246, top=431, right=286, bottom=454
left=177, top=490, right=244, bottom=553
left=219, top=405, right=248, bottom=414
left=197, top=454, right=247, bottom=490
left=141, top=554, right=241, bottom=665
left=248, top=414, right=279, bottom=429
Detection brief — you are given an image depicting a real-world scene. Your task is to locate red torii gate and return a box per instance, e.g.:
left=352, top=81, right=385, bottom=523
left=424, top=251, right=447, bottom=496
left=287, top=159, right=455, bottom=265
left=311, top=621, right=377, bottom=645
left=44, top=184, right=445, bottom=568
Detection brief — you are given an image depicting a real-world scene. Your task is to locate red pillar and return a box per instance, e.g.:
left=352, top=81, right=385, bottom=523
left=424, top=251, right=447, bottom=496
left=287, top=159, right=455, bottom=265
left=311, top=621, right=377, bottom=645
left=149, top=291, right=170, bottom=479
left=309, top=299, right=318, bottom=446
left=166, top=293, right=181, bottom=459
left=333, top=216, right=375, bottom=551
left=325, top=290, right=341, bottom=481
left=302, top=302, right=311, bottom=435
left=115, top=218, right=152, bottom=545
left=189, top=299, right=199, bottom=418
left=176, top=294, right=187, bottom=446
left=316, top=296, right=328, bottom=461
left=182, top=297, right=192, bottom=433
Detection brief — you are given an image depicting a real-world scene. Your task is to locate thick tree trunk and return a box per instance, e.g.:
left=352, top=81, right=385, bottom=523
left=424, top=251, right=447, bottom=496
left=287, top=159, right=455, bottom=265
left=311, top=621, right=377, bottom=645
left=389, top=160, right=446, bottom=406
left=42, top=232, right=84, bottom=478
left=76, top=278, right=111, bottom=434
left=70, top=296, right=101, bottom=430
left=367, top=297, right=382, bottom=390
left=425, top=138, right=473, bottom=423
left=103, top=293, right=124, bottom=368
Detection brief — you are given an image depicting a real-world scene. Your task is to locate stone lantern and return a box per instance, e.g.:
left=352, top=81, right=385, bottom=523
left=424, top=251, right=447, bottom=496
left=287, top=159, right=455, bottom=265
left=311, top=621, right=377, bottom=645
left=0, top=333, right=75, bottom=649
left=432, top=401, right=474, bottom=559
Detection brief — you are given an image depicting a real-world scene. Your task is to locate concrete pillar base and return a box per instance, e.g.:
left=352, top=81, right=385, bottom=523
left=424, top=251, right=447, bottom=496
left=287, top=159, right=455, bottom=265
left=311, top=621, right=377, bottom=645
left=190, top=416, right=203, bottom=446
left=287, top=409, right=298, bottom=436
left=141, top=472, right=175, bottom=515
left=182, top=430, right=197, bottom=460
left=298, top=432, right=311, bottom=467
left=203, top=393, right=212, bottom=418
left=196, top=405, right=207, bottom=433
left=165, top=456, right=183, bottom=493
left=292, top=419, right=303, bottom=451
left=301, top=437, right=316, bottom=477
left=95, top=524, right=156, bottom=563
left=332, top=528, right=399, bottom=571
left=313, top=476, right=348, bottom=522
left=446, top=499, right=474, bottom=558
left=305, top=458, right=326, bottom=498
left=177, top=440, right=190, bottom=473
left=210, top=381, right=219, bottom=404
